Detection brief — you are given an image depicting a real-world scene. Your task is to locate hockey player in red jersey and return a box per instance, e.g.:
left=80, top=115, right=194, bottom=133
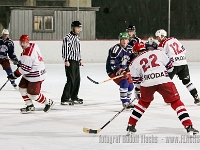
left=126, top=42, right=199, bottom=135
left=155, top=29, right=200, bottom=105
left=7, top=35, right=54, bottom=114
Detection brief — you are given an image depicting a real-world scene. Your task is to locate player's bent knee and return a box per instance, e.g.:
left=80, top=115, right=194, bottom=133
left=182, top=79, right=190, bottom=85
left=119, top=79, right=129, bottom=88
left=128, top=83, right=134, bottom=91
left=19, top=88, right=27, bottom=95
left=138, top=99, right=151, bottom=108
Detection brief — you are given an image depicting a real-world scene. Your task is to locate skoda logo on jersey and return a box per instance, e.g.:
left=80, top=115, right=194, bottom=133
left=144, top=72, right=165, bottom=80
left=175, top=56, right=186, bottom=61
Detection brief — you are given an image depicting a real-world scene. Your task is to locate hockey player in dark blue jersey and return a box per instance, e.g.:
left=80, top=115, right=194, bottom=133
left=106, top=32, right=135, bottom=109
left=126, top=25, right=141, bottom=47
left=0, top=29, right=19, bottom=88
left=145, top=36, right=158, bottom=50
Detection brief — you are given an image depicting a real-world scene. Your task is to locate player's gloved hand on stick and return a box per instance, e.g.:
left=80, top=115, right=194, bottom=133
left=16, top=60, right=21, bottom=67
left=7, top=71, right=20, bottom=80
left=125, top=67, right=130, bottom=72
left=12, top=58, right=19, bottom=65
left=134, top=87, right=141, bottom=99
left=116, top=68, right=128, bottom=77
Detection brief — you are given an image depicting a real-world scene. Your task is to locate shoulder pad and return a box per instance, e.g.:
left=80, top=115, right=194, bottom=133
left=109, top=44, right=121, bottom=57
left=111, top=44, right=120, bottom=53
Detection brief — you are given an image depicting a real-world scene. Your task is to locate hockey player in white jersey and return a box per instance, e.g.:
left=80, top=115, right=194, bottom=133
left=155, top=29, right=200, bottom=105
left=126, top=42, right=198, bottom=135
left=7, top=35, right=54, bottom=114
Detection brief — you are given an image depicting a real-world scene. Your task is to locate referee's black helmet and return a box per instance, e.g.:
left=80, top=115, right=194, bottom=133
left=71, top=21, right=82, bottom=27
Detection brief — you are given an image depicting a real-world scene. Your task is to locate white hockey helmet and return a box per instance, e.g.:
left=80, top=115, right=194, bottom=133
left=155, top=29, right=167, bottom=40
left=2, top=29, right=9, bottom=35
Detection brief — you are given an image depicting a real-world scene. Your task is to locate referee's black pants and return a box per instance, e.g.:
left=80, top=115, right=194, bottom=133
left=61, top=60, right=80, bottom=102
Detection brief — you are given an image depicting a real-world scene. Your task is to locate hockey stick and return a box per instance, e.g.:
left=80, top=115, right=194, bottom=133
left=0, top=79, right=9, bottom=91
left=83, top=98, right=137, bottom=134
left=87, top=72, right=130, bottom=84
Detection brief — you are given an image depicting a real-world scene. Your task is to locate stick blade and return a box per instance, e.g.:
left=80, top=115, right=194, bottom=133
left=83, top=127, right=101, bottom=134
left=87, top=76, right=99, bottom=84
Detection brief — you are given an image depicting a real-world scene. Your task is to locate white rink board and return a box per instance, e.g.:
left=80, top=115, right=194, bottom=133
left=13, top=40, right=200, bottom=63
left=0, top=63, right=200, bottom=150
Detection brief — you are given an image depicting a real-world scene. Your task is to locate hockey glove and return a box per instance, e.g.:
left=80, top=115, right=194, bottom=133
left=12, top=58, right=19, bottom=65
left=134, top=87, right=141, bottom=99
left=7, top=72, right=20, bottom=80
left=125, top=67, right=130, bottom=72
left=116, top=68, right=128, bottom=77
left=16, top=60, right=22, bottom=68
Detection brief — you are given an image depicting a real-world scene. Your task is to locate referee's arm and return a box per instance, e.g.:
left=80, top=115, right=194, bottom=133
left=62, top=37, right=70, bottom=62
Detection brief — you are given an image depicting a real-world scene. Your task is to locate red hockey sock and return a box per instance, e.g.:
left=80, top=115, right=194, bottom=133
left=170, top=100, right=192, bottom=127
left=128, top=100, right=150, bottom=125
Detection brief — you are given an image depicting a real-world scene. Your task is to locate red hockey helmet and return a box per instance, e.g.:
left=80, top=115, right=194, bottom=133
left=133, top=42, right=146, bottom=52
left=19, top=34, right=29, bottom=42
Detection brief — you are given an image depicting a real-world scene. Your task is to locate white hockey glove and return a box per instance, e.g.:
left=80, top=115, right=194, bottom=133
left=134, top=87, right=141, bottom=100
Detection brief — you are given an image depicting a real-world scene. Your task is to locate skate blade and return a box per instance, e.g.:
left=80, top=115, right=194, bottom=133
left=126, top=131, right=135, bottom=136
left=195, top=102, right=200, bottom=106
left=73, top=101, right=83, bottom=104
left=20, top=111, right=35, bottom=114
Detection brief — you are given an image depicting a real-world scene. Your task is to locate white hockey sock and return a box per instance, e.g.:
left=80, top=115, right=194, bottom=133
left=19, top=88, right=33, bottom=106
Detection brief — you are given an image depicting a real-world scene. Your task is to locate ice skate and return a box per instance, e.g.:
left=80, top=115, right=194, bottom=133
left=72, top=98, right=83, bottom=104
left=61, top=99, right=74, bottom=105
left=194, top=95, right=200, bottom=106
left=185, top=126, right=199, bottom=135
left=123, top=102, right=135, bottom=110
left=20, top=104, right=35, bottom=114
left=126, top=124, right=136, bottom=136
left=11, top=83, right=17, bottom=89
left=43, top=99, right=55, bottom=112
left=126, top=103, right=135, bottom=110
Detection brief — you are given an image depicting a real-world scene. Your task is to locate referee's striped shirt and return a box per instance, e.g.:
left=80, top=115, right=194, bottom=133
left=62, top=31, right=81, bottom=62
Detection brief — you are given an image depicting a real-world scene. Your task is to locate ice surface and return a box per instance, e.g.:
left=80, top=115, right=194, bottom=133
left=0, top=63, right=200, bottom=150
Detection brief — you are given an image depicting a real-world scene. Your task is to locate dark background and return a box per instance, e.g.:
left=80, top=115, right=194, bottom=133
left=92, top=0, right=200, bottom=39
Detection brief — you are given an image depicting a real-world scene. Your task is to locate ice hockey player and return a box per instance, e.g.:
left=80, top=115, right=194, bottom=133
left=126, top=25, right=141, bottom=47
left=7, top=34, right=54, bottom=114
left=0, top=29, right=19, bottom=88
left=145, top=36, right=158, bottom=50
left=155, top=29, right=200, bottom=105
left=106, top=32, right=135, bottom=109
left=126, top=42, right=199, bottom=135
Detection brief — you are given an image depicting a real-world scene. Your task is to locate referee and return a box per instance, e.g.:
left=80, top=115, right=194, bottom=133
left=61, top=21, right=83, bottom=105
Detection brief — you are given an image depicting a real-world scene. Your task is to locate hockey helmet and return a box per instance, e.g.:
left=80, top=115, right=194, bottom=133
left=19, top=34, right=29, bottom=42
left=71, top=21, right=82, bottom=27
left=126, top=25, right=136, bottom=31
left=155, top=29, right=167, bottom=38
left=2, top=29, right=9, bottom=35
left=133, top=42, right=146, bottom=52
left=118, top=32, right=129, bottom=40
